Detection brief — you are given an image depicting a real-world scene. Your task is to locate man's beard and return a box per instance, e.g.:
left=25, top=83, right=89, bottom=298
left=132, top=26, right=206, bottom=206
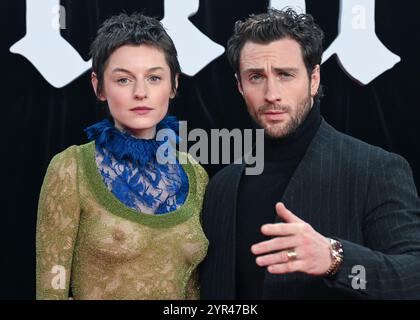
left=248, top=93, right=312, bottom=139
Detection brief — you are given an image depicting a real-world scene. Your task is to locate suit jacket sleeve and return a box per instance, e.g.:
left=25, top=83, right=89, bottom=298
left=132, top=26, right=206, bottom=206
left=324, top=152, right=420, bottom=299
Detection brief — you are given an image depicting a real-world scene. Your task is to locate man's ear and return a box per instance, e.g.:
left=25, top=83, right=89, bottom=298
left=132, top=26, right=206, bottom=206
left=91, top=72, right=106, bottom=101
left=170, top=73, right=180, bottom=99
left=235, top=73, right=244, bottom=96
left=310, top=65, right=320, bottom=98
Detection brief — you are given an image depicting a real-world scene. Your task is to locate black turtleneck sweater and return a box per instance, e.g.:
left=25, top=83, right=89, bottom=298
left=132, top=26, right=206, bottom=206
left=236, top=102, right=322, bottom=299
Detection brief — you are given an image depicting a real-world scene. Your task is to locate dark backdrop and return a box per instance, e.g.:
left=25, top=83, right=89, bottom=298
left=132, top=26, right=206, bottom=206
left=1, top=0, right=420, bottom=299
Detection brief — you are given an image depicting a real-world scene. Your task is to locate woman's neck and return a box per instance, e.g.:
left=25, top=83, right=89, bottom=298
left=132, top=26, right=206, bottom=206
left=114, top=121, right=156, bottom=139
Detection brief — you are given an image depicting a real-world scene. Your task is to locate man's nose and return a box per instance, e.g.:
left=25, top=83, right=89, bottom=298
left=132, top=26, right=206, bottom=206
left=264, top=77, right=281, bottom=104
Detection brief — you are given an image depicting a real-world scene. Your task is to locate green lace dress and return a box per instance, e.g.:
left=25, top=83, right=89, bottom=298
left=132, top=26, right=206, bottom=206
left=36, top=119, right=209, bottom=300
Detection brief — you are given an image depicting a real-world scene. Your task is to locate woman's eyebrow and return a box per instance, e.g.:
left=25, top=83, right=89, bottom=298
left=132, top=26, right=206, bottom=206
left=147, top=66, right=165, bottom=72
left=111, top=66, right=165, bottom=74
left=111, top=67, right=135, bottom=76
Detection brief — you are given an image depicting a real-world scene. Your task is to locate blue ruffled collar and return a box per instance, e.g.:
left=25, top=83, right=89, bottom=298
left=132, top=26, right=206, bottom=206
left=84, top=115, right=180, bottom=167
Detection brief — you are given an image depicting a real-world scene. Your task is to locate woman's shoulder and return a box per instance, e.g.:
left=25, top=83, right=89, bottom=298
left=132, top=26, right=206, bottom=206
left=179, top=152, right=209, bottom=185
left=47, top=141, right=94, bottom=170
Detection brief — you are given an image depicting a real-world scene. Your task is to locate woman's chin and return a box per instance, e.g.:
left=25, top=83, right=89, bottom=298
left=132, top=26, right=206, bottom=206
left=124, top=122, right=158, bottom=138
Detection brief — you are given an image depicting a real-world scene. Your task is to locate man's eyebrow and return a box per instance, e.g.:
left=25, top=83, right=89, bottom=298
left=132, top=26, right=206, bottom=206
left=242, top=68, right=264, bottom=74
left=242, top=67, right=300, bottom=73
left=273, top=67, right=299, bottom=73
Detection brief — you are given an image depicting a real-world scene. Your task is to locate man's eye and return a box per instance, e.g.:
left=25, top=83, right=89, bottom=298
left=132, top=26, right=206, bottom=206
left=280, top=72, right=293, bottom=78
left=249, top=74, right=263, bottom=82
left=117, top=78, right=130, bottom=85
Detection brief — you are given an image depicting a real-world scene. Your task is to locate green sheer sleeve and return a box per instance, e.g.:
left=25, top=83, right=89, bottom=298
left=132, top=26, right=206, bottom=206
left=184, top=269, right=200, bottom=300
left=184, top=154, right=209, bottom=300
left=36, top=146, right=81, bottom=300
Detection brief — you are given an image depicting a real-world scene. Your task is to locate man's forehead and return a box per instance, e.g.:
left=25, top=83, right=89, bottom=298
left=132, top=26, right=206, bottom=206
left=239, top=39, right=304, bottom=70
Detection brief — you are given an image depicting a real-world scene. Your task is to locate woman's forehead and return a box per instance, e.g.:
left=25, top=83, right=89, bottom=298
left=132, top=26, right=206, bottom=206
left=106, top=45, right=170, bottom=72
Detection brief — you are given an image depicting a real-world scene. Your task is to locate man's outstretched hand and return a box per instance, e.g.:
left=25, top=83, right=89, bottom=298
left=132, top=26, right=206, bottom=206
left=251, top=202, right=332, bottom=276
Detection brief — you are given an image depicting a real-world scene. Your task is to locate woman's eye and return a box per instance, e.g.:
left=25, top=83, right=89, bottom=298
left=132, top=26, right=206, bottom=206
left=148, top=75, right=161, bottom=83
left=117, top=78, right=131, bottom=85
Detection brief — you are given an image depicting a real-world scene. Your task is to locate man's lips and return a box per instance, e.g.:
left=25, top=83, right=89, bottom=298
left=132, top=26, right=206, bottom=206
left=263, top=110, right=286, bottom=114
left=262, top=110, right=287, bottom=120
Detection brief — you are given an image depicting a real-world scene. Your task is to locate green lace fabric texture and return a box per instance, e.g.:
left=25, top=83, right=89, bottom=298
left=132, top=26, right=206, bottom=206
left=36, top=141, right=209, bottom=300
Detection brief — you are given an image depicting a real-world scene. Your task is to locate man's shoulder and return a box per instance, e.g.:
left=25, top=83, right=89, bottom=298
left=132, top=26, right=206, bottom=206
left=207, top=163, right=244, bottom=189
left=320, top=120, right=405, bottom=165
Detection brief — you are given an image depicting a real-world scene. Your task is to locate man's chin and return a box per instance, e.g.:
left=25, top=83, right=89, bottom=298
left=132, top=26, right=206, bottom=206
left=263, top=126, right=289, bottom=139
left=261, top=120, right=291, bottom=139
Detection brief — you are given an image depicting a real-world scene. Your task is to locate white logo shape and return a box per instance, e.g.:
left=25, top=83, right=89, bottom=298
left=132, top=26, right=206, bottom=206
left=161, top=0, right=225, bottom=76
left=322, top=0, right=400, bottom=85
left=9, top=0, right=91, bottom=88
left=270, top=0, right=306, bottom=13
left=9, top=0, right=401, bottom=88
left=272, top=0, right=401, bottom=85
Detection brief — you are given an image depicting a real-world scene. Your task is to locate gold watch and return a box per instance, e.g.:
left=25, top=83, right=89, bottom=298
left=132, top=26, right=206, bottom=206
left=324, top=238, right=344, bottom=277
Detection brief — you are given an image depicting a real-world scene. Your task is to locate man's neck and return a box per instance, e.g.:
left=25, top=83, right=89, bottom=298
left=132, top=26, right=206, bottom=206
left=263, top=100, right=321, bottom=163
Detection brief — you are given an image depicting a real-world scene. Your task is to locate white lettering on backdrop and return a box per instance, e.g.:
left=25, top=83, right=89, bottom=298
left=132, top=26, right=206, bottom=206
left=10, top=0, right=400, bottom=88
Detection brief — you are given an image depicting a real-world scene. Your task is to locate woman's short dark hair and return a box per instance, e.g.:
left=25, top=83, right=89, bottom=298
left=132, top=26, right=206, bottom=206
left=227, top=8, right=324, bottom=101
left=90, top=12, right=181, bottom=97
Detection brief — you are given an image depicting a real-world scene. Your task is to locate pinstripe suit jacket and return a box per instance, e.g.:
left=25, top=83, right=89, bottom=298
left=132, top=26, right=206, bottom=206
left=199, top=119, right=420, bottom=299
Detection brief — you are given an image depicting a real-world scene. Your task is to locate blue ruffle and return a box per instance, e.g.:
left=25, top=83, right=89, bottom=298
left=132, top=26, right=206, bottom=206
left=84, top=115, right=189, bottom=215
left=84, top=115, right=180, bottom=167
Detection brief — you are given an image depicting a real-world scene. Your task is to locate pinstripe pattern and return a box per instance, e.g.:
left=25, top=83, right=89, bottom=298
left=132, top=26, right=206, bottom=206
left=200, top=119, right=420, bottom=299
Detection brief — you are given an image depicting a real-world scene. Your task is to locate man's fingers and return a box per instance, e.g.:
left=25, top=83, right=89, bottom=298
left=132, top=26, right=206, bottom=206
left=267, top=260, right=304, bottom=274
left=251, top=236, right=300, bottom=255
left=255, top=247, right=301, bottom=266
left=275, top=202, right=304, bottom=223
left=260, top=222, right=303, bottom=237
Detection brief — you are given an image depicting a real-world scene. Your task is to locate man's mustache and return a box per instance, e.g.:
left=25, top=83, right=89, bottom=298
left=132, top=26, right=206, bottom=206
left=257, top=104, right=291, bottom=114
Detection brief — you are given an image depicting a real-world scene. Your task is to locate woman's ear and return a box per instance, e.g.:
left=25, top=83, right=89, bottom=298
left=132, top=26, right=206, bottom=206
left=170, top=73, right=180, bottom=99
left=91, top=72, right=106, bottom=101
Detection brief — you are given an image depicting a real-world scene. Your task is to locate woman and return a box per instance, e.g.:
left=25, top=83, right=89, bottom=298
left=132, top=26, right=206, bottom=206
left=36, top=13, right=209, bottom=300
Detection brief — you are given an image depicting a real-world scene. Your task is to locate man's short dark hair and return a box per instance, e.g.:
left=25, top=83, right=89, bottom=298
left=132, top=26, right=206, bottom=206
left=227, top=8, right=324, bottom=101
left=90, top=12, right=181, bottom=97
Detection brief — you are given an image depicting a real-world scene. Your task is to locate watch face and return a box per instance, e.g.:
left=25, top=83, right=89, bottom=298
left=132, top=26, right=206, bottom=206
left=330, top=239, right=344, bottom=258
left=326, top=238, right=344, bottom=276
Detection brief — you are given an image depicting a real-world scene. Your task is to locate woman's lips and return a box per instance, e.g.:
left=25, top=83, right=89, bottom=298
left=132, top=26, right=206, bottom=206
left=130, top=106, right=153, bottom=115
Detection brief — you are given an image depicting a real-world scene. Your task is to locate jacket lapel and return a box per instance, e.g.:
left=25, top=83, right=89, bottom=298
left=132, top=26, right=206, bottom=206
left=261, top=119, right=335, bottom=298
left=200, top=163, right=245, bottom=299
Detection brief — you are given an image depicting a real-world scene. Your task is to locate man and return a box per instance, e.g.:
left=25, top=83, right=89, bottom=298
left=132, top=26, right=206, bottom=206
left=199, top=8, right=420, bottom=299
